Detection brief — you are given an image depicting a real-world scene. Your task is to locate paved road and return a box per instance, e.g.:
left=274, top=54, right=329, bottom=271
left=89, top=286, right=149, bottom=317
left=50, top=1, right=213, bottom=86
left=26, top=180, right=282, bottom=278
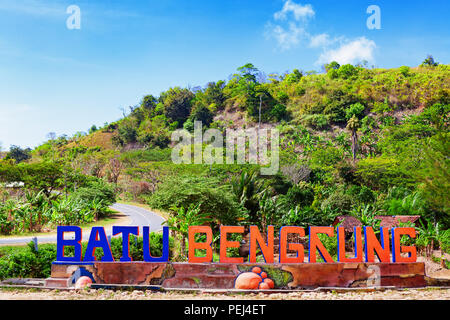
left=0, top=203, right=166, bottom=246
left=110, top=203, right=166, bottom=234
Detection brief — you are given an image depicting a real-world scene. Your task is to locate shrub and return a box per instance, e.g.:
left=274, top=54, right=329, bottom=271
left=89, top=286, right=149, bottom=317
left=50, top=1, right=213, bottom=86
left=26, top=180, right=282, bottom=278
left=183, top=118, right=194, bottom=132
left=356, top=157, right=413, bottom=191
left=335, top=161, right=358, bottom=184
left=296, top=86, right=306, bottom=96
left=328, top=69, right=339, bottom=79
left=360, top=116, right=377, bottom=134
left=280, top=164, right=312, bottom=184
left=325, top=61, right=340, bottom=72
left=117, top=123, right=138, bottom=145
left=263, top=171, right=292, bottom=195
left=19, top=162, right=64, bottom=196
left=347, top=185, right=376, bottom=204
left=399, top=66, right=410, bottom=77
left=338, top=64, right=358, bottom=79
left=0, top=161, right=22, bottom=183
left=281, top=182, right=314, bottom=208
left=0, top=242, right=57, bottom=280
left=5, top=145, right=32, bottom=163
left=276, top=91, right=289, bottom=104
left=320, top=189, right=354, bottom=214
left=162, top=87, right=194, bottom=125
left=309, top=146, right=343, bottom=168
left=71, top=180, right=116, bottom=206
left=322, top=89, right=360, bottom=124
left=417, top=103, right=450, bottom=129
left=0, top=233, right=174, bottom=280
left=371, top=98, right=394, bottom=114
left=281, top=206, right=324, bottom=227
left=284, top=69, right=302, bottom=84
left=345, top=103, right=365, bottom=120
left=383, top=188, right=426, bottom=216
left=146, top=175, right=243, bottom=226
left=189, top=104, right=214, bottom=127
left=120, top=149, right=171, bottom=165
left=302, top=114, right=330, bottom=130
left=270, top=104, right=288, bottom=121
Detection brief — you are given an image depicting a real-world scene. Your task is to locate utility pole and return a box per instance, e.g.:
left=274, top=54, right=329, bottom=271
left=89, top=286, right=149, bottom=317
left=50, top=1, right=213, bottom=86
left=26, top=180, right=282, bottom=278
left=258, top=94, right=264, bottom=165
left=259, top=95, right=262, bottom=129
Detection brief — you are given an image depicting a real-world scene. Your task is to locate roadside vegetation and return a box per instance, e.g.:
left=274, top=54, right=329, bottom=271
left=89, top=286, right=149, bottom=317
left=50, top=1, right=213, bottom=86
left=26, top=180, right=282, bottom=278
left=0, top=162, right=116, bottom=235
left=0, top=233, right=173, bottom=280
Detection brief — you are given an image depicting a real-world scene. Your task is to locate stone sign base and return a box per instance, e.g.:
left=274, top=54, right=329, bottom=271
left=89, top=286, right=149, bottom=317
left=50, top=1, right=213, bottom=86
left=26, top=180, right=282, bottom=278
left=46, top=262, right=427, bottom=290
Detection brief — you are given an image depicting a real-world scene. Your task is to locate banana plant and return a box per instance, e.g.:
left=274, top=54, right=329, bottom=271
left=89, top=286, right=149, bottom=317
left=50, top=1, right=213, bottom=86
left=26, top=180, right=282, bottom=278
left=350, top=204, right=382, bottom=233
left=257, top=191, right=283, bottom=230
left=416, top=219, right=449, bottom=257
left=89, top=198, right=105, bottom=221
left=164, top=203, right=212, bottom=259
left=0, top=200, right=16, bottom=234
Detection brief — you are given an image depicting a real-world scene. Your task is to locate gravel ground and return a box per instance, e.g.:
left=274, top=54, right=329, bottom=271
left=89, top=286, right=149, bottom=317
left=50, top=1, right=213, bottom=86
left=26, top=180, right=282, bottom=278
left=0, top=287, right=449, bottom=300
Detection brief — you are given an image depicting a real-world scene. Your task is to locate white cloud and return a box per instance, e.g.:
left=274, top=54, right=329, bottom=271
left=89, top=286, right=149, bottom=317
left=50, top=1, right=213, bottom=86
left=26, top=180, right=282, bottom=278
left=267, top=22, right=307, bottom=51
left=267, top=1, right=314, bottom=51
left=266, top=1, right=378, bottom=66
left=308, top=33, right=336, bottom=48
left=274, top=1, right=315, bottom=21
left=316, top=37, right=377, bottom=65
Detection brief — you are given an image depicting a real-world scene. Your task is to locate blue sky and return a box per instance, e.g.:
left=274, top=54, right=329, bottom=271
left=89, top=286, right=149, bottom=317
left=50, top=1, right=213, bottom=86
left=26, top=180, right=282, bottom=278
left=0, top=0, right=449, bottom=149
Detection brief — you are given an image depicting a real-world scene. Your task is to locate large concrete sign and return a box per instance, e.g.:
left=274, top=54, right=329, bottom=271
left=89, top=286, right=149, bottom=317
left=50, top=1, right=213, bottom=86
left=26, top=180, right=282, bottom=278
left=47, top=224, right=426, bottom=290
left=56, top=225, right=417, bottom=264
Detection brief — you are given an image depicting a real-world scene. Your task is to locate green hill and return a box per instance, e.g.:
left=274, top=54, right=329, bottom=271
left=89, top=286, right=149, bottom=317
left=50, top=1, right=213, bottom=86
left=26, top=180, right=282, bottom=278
left=2, top=60, right=450, bottom=240
left=33, top=63, right=449, bottom=154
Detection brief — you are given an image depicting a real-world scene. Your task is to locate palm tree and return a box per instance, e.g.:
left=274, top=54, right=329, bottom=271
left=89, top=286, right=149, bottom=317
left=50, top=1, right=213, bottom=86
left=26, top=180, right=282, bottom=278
left=346, top=115, right=360, bottom=163
left=231, top=169, right=266, bottom=225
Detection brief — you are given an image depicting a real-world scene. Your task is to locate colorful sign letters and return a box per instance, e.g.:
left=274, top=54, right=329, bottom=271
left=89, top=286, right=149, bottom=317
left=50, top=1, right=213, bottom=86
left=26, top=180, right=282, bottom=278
left=56, top=225, right=417, bottom=264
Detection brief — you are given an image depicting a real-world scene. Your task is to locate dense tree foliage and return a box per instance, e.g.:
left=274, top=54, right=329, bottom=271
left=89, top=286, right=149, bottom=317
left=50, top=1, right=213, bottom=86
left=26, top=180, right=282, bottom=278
left=5, top=145, right=32, bottom=163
